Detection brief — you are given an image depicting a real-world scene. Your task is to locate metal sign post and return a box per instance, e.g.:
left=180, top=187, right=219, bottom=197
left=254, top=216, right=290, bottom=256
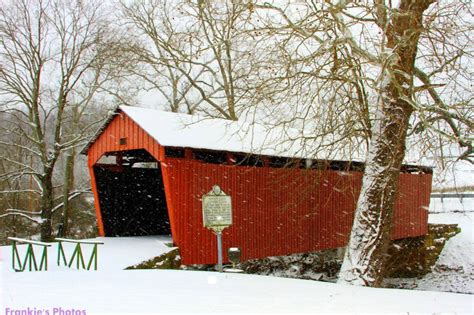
left=216, top=229, right=223, bottom=272
left=202, top=185, right=232, bottom=273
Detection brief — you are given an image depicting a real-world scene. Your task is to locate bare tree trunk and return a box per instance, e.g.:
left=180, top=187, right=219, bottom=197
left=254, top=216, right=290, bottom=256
left=338, top=0, right=435, bottom=286
left=40, top=172, right=54, bottom=242
left=60, top=153, right=74, bottom=237
left=338, top=98, right=412, bottom=286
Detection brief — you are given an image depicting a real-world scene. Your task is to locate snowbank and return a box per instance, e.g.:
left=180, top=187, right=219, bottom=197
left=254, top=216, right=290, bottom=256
left=0, top=222, right=472, bottom=313
left=1, top=269, right=472, bottom=314
left=387, top=212, right=474, bottom=294
left=419, top=212, right=474, bottom=293
left=1, top=234, right=473, bottom=314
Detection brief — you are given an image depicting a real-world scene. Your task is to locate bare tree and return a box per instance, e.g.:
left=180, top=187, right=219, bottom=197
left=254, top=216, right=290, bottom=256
left=247, top=2, right=372, bottom=158
left=119, top=0, right=202, bottom=114
left=0, top=0, right=121, bottom=241
left=335, top=0, right=438, bottom=286
left=251, top=0, right=472, bottom=286
left=121, top=0, right=265, bottom=120
left=336, top=0, right=472, bottom=286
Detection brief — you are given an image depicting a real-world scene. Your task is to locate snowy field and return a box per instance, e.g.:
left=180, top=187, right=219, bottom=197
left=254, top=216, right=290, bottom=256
left=386, top=211, right=474, bottom=295
left=421, top=211, right=474, bottom=293
left=430, top=196, right=474, bottom=213
left=420, top=193, right=474, bottom=294
left=1, top=268, right=473, bottom=314
left=1, top=200, right=473, bottom=313
left=1, top=231, right=473, bottom=313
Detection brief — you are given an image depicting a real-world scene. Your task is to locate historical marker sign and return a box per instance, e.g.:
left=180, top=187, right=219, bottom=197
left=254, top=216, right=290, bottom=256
left=202, top=185, right=232, bottom=230
left=202, top=185, right=232, bottom=273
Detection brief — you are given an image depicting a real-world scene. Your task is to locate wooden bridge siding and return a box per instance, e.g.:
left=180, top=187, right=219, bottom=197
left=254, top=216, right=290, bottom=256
left=163, top=159, right=431, bottom=265
left=392, top=173, right=431, bottom=238
left=87, top=114, right=162, bottom=167
left=87, top=113, right=164, bottom=237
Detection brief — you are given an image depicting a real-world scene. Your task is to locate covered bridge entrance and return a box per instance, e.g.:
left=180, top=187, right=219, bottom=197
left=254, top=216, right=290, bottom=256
left=93, top=149, right=170, bottom=236
left=82, top=106, right=433, bottom=265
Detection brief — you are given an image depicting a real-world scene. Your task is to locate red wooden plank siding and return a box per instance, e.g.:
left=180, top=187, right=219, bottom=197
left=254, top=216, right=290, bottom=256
left=87, top=113, right=164, bottom=237
left=162, top=159, right=430, bottom=265
left=87, top=114, right=162, bottom=166
left=88, top=166, right=105, bottom=236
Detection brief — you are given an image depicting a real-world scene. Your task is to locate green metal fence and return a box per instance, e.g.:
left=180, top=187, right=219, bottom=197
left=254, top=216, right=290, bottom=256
left=55, top=238, right=104, bottom=270
left=8, top=237, right=52, bottom=272
left=9, top=237, right=105, bottom=272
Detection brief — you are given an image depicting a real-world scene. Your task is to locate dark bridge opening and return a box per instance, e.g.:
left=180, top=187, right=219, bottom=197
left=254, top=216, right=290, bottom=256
left=93, top=149, right=170, bottom=236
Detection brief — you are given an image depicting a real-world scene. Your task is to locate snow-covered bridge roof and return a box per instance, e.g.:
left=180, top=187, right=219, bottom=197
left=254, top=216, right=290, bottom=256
left=82, top=105, right=432, bottom=168
left=120, top=106, right=331, bottom=160
left=82, top=105, right=358, bottom=161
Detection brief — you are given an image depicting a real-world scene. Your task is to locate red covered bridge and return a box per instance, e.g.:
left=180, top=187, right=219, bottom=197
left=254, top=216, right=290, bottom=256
left=82, top=106, right=432, bottom=265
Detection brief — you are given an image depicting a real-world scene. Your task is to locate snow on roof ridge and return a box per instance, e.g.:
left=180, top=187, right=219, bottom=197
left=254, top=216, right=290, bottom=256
left=82, top=105, right=433, bottom=168
left=119, top=105, right=310, bottom=159
left=119, top=105, right=357, bottom=161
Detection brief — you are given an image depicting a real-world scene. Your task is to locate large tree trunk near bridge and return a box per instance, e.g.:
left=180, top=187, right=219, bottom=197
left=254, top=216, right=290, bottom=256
left=40, top=172, right=55, bottom=242
left=338, top=0, right=435, bottom=287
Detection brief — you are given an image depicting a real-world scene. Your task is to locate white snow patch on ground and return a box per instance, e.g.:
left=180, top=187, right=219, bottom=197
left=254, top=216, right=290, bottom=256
left=1, top=269, right=473, bottom=313
left=420, top=212, right=474, bottom=294
left=430, top=196, right=474, bottom=213
left=429, top=212, right=473, bottom=274
left=1, top=234, right=473, bottom=313
left=388, top=212, right=474, bottom=294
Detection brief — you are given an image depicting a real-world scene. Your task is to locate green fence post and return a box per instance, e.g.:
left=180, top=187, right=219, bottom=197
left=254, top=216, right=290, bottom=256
left=57, top=241, right=67, bottom=266
left=23, top=244, right=33, bottom=271
left=87, top=244, right=98, bottom=271
left=68, top=244, right=77, bottom=268
left=12, top=241, right=17, bottom=270
left=77, top=244, right=85, bottom=269
left=39, top=246, right=48, bottom=271
left=32, top=245, right=38, bottom=271
left=11, top=241, right=22, bottom=271
left=94, top=243, right=98, bottom=270
left=11, top=241, right=14, bottom=270
left=23, top=245, right=30, bottom=271
left=68, top=243, right=85, bottom=270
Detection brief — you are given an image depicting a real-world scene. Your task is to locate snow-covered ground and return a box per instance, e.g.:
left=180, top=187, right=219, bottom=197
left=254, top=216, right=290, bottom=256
left=422, top=211, right=474, bottom=293
left=2, top=265, right=473, bottom=314
left=1, top=234, right=473, bottom=313
left=1, top=206, right=473, bottom=313
left=430, top=196, right=474, bottom=213
left=388, top=212, right=474, bottom=294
